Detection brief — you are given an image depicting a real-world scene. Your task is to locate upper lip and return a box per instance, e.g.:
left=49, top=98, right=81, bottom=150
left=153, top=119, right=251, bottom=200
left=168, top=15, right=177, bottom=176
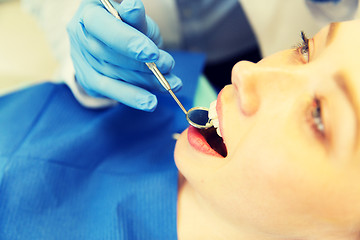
left=216, top=88, right=225, bottom=144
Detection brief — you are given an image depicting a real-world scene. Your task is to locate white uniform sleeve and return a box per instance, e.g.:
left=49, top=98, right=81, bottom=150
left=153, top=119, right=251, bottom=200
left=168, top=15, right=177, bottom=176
left=21, top=0, right=117, bottom=108
left=142, top=0, right=181, bottom=49
left=240, top=0, right=321, bottom=57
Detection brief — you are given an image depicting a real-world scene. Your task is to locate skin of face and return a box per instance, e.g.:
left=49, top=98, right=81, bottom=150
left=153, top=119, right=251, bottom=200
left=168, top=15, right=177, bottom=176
left=174, top=20, right=360, bottom=240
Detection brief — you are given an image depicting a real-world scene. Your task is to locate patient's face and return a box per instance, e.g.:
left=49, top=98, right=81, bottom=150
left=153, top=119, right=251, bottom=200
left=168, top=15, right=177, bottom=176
left=175, top=20, right=360, bottom=238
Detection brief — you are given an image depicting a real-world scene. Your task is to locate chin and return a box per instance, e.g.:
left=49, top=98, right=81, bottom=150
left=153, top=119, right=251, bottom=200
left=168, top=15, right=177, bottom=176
left=174, top=127, right=229, bottom=184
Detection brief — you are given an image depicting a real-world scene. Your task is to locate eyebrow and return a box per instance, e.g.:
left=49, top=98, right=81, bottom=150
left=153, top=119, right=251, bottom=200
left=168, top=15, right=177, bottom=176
left=326, top=22, right=340, bottom=46
left=334, top=71, right=360, bottom=149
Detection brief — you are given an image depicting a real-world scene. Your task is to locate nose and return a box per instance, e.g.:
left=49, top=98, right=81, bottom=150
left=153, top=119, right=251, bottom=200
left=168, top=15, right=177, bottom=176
left=231, top=61, right=260, bottom=116
left=231, top=60, right=306, bottom=116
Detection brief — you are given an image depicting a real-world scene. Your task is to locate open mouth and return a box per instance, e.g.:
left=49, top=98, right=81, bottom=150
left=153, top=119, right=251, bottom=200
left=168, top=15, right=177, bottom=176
left=187, top=126, right=227, bottom=158
left=199, top=127, right=227, bottom=157
left=187, top=100, right=227, bottom=157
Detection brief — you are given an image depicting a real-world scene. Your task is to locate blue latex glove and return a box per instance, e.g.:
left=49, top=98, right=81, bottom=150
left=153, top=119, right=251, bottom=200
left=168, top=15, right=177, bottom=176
left=67, top=0, right=182, bottom=111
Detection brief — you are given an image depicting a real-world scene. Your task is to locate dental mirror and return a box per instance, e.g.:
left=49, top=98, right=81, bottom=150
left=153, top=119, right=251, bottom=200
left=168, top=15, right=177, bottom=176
left=186, top=107, right=213, bottom=129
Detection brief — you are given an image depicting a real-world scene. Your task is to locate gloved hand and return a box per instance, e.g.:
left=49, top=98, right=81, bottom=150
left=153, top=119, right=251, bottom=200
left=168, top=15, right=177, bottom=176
left=67, top=0, right=182, bottom=111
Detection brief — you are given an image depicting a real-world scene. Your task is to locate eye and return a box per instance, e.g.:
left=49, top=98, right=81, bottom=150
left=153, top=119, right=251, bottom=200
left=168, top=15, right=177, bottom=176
left=310, top=96, right=325, bottom=139
left=296, top=31, right=310, bottom=63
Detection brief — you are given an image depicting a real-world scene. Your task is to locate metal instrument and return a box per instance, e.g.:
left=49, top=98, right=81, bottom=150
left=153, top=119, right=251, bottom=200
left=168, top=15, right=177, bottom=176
left=99, top=0, right=213, bottom=129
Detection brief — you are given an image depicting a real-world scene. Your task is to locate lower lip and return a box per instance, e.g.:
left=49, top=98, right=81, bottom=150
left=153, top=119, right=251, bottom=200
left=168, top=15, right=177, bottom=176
left=187, top=126, right=222, bottom=157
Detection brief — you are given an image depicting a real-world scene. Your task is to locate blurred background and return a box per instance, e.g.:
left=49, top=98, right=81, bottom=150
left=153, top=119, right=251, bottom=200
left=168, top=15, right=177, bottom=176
left=1, top=0, right=360, bottom=97
left=0, top=0, right=58, bottom=96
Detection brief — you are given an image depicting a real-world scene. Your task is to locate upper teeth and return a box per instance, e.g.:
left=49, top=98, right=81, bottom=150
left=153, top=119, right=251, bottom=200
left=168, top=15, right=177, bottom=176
left=208, top=100, right=222, bottom=137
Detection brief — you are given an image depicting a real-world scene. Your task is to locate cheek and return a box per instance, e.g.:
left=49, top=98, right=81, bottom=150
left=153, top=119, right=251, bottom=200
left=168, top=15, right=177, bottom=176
left=221, top=123, right=330, bottom=220
left=229, top=137, right=311, bottom=203
left=226, top=128, right=360, bottom=230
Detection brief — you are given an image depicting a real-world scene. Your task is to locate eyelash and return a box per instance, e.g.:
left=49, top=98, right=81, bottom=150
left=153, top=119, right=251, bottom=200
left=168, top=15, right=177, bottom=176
left=296, top=33, right=326, bottom=141
left=296, top=31, right=310, bottom=63
left=295, top=33, right=325, bottom=140
left=310, top=96, right=326, bottom=140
